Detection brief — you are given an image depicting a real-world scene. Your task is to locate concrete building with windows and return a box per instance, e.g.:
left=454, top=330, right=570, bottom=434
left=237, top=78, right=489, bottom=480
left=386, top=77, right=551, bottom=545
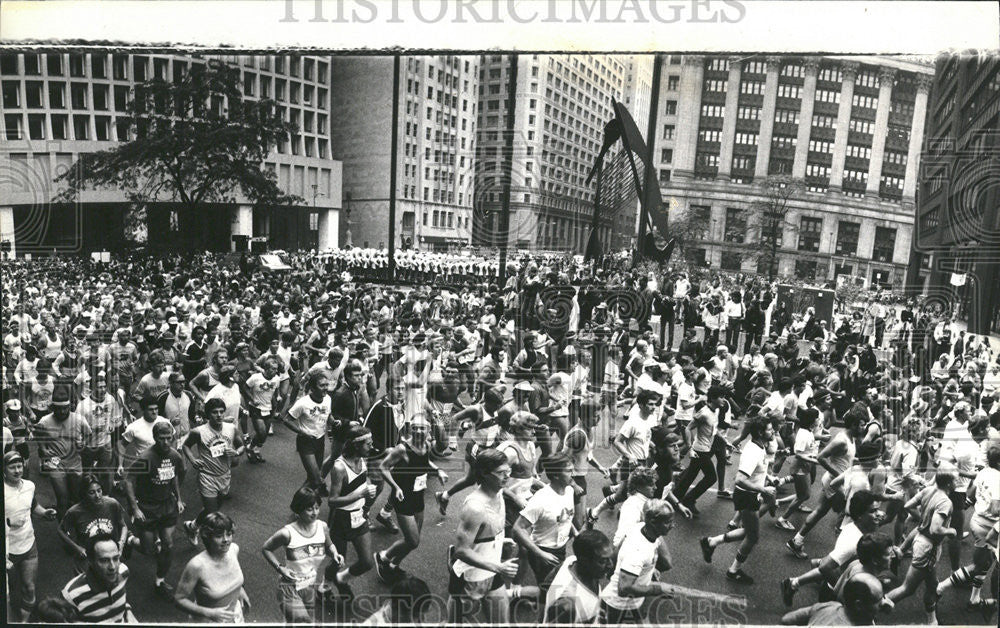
left=0, top=51, right=341, bottom=256
left=908, top=53, right=1000, bottom=334
left=655, top=55, right=934, bottom=288
left=473, top=54, right=638, bottom=254
left=330, top=55, right=479, bottom=252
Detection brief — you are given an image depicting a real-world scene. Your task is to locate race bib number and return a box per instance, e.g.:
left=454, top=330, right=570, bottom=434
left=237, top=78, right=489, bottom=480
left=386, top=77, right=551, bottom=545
left=47, top=456, right=62, bottom=469
left=156, top=465, right=176, bottom=482
left=349, top=509, right=365, bottom=529
left=209, top=443, right=227, bottom=458
left=294, top=574, right=314, bottom=591
left=448, top=435, right=458, bottom=450
left=413, top=473, right=428, bottom=492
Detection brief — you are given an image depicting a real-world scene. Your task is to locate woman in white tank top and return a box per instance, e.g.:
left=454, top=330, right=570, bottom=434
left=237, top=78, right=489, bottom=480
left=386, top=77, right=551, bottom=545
left=261, top=486, right=342, bottom=623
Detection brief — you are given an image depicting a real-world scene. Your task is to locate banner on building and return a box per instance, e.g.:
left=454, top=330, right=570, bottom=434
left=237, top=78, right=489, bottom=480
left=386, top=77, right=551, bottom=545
left=949, top=272, right=967, bottom=286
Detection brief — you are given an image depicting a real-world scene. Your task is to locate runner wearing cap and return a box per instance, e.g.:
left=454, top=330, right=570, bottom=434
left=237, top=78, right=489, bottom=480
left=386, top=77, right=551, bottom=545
left=33, top=386, right=92, bottom=518
left=4, top=450, right=58, bottom=620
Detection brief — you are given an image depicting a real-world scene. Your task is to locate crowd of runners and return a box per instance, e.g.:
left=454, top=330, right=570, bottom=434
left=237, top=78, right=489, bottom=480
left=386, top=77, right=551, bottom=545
left=3, top=247, right=999, bottom=624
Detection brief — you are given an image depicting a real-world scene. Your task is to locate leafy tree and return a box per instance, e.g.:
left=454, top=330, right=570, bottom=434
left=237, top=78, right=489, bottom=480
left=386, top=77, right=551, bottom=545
left=55, top=62, right=301, bottom=248
left=747, top=175, right=803, bottom=280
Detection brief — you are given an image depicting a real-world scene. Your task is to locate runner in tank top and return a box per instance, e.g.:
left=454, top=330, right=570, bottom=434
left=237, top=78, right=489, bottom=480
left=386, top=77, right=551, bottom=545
left=261, top=486, right=342, bottom=623
left=325, top=425, right=377, bottom=600
left=543, top=529, right=614, bottom=624
left=497, top=412, right=542, bottom=531
left=174, top=511, right=250, bottom=623
left=374, top=414, right=448, bottom=581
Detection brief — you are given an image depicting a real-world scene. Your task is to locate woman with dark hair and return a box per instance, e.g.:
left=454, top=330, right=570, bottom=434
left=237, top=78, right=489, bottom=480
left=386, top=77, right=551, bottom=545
left=325, top=424, right=377, bottom=599
left=174, top=511, right=250, bottom=622
left=58, top=473, right=131, bottom=574
left=261, top=486, right=342, bottom=623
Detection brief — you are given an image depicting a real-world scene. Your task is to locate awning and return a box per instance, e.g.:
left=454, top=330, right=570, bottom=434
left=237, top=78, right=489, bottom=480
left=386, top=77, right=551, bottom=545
left=259, top=254, right=291, bottom=270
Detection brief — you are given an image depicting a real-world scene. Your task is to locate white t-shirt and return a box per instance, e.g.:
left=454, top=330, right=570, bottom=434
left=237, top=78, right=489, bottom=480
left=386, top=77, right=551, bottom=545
left=674, top=381, right=696, bottom=423
left=972, top=467, right=1000, bottom=520
left=288, top=395, right=331, bottom=439
left=738, top=441, right=769, bottom=486
left=886, top=440, right=919, bottom=494
left=601, top=526, right=660, bottom=611
left=690, top=406, right=718, bottom=454
left=520, top=484, right=575, bottom=549
left=121, top=417, right=171, bottom=467
left=4, top=479, right=37, bottom=555
left=829, top=521, right=863, bottom=566
left=617, top=414, right=656, bottom=462
left=790, top=427, right=817, bottom=475
left=614, top=494, right=649, bottom=549
left=245, top=372, right=280, bottom=412
left=205, top=383, right=241, bottom=425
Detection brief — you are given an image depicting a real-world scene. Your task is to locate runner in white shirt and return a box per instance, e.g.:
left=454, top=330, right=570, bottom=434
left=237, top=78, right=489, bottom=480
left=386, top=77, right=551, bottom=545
left=599, top=498, right=676, bottom=624
left=242, top=358, right=282, bottom=463
left=512, top=451, right=577, bottom=592
left=543, top=529, right=614, bottom=624
left=699, top=416, right=776, bottom=584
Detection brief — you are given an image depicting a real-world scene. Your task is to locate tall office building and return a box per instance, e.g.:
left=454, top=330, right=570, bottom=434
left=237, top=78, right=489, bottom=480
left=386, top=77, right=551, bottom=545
left=909, top=53, right=1000, bottom=334
left=473, top=54, right=640, bottom=254
left=0, top=52, right=341, bottom=256
left=655, top=55, right=934, bottom=288
left=330, top=55, right=480, bottom=252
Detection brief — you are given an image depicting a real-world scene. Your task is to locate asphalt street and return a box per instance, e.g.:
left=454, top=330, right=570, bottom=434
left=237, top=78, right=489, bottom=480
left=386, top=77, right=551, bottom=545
left=19, top=418, right=998, bottom=625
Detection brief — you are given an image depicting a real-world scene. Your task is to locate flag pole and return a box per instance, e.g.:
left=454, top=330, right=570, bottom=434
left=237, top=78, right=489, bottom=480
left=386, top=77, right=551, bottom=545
left=639, top=53, right=664, bottom=247
left=497, top=53, right=519, bottom=288
left=388, top=54, right=401, bottom=283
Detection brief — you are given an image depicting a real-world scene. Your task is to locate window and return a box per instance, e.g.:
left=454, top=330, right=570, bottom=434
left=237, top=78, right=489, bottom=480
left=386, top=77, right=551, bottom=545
left=708, top=58, right=729, bottom=72
left=735, top=132, right=758, bottom=146
left=705, top=79, right=728, bottom=92
left=696, top=153, right=719, bottom=167
left=872, top=227, right=896, bottom=262
left=794, top=260, right=818, bottom=281
left=659, top=169, right=671, bottom=183
left=701, top=104, right=725, bottom=117
left=884, top=151, right=907, bottom=166
left=660, top=148, right=673, bottom=163
left=812, top=114, right=837, bottom=129
left=851, top=94, right=877, bottom=109
left=774, top=108, right=799, bottom=124
left=818, top=67, right=842, bottom=82
left=724, top=207, right=747, bottom=243
left=777, top=84, right=801, bottom=99
left=846, top=144, right=872, bottom=159
left=798, top=216, right=823, bottom=252
left=721, top=252, right=742, bottom=271
left=51, top=114, right=68, bottom=139
left=835, top=221, right=860, bottom=255
left=855, top=71, right=877, bottom=88
left=737, top=106, right=760, bottom=120
left=667, top=75, right=679, bottom=90
left=71, top=83, right=87, bottom=109
left=880, top=174, right=903, bottom=191
left=4, top=114, right=22, bottom=140
left=781, top=64, right=803, bottom=78
left=2, top=81, right=19, bottom=108
left=849, top=118, right=874, bottom=134
left=664, top=100, right=677, bottom=115
left=732, top=155, right=754, bottom=170
left=740, top=80, right=764, bottom=95
left=28, top=113, right=45, bottom=139
left=91, top=55, right=107, bottom=78
left=808, top=139, right=833, bottom=153
left=663, top=124, right=675, bottom=139
left=771, top=135, right=798, bottom=148
left=815, top=89, right=840, bottom=104
left=806, top=164, right=831, bottom=178
left=698, top=129, right=721, bottom=142
left=47, top=54, right=64, bottom=76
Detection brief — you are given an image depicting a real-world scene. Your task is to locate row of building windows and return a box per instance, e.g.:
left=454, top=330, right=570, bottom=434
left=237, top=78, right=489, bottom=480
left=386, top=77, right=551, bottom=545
left=740, top=80, right=765, bottom=95
left=775, top=108, right=800, bottom=124
left=815, top=88, right=840, bottom=104
left=852, top=94, right=878, bottom=109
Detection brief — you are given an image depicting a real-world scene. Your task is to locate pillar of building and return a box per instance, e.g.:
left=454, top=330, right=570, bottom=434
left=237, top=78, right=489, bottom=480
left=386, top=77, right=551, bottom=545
left=866, top=68, right=897, bottom=195
left=0, top=206, right=14, bottom=259
left=716, top=57, right=743, bottom=181
left=318, top=207, right=339, bottom=250
left=827, top=62, right=860, bottom=192
left=857, top=217, right=878, bottom=259
left=903, top=75, right=933, bottom=201
left=672, top=56, right=704, bottom=180
left=792, top=58, right=821, bottom=179
left=754, top=56, right=783, bottom=179
left=230, top=204, right=252, bottom=252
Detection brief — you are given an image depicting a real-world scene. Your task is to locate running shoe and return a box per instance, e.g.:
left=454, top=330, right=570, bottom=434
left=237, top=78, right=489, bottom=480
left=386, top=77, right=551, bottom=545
left=786, top=539, right=809, bottom=559
left=798, top=505, right=814, bottom=514
left=435, top=491, right=450, bottom=516
left=726, top=569, right=754, bottom=584
left=775, top=518, right=796, bottom=531
left=331, top=572, right=353, bottom=599
left=699, top=537, right=715, bottom=564
left=183, top=521, right=200, bottom=546
left=376, top=512, right=398, bottom=533
left=781, top=578, right=795, bottom=607
left=585, top=507, right=599, bottom=529
left=374, top=551, right=392, bottom=584
left=716, top=489, right=733, bottom=499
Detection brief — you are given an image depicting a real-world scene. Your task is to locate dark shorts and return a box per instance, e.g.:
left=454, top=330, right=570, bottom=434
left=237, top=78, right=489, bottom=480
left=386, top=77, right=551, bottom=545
left=391, top=489, right=426, bottom=516
left=295, top=434, right=325, bottom=459
left=829, top=491, right=847, bottom=514
left=329, top=507, right=370, bottom=541
left=733, top=487, right=761, bottom=512
left=135, top=500, right=179, bottom=530
left=573, top=475, right=588, bottom=496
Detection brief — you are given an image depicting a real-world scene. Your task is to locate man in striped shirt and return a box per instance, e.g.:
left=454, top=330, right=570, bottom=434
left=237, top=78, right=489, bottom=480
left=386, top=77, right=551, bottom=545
left=61, top=534, right=136, bottom=623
